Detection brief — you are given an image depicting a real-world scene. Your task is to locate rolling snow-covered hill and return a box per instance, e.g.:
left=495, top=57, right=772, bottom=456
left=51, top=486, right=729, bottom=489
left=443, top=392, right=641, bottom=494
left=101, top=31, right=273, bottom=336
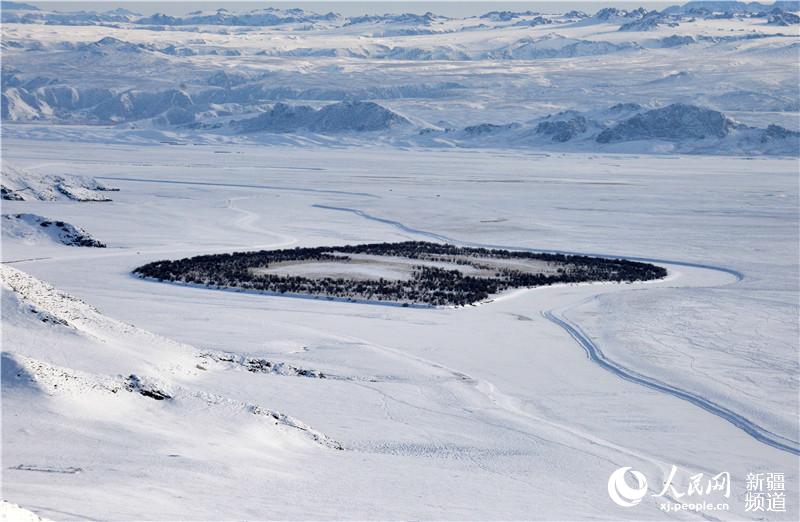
left=1, top=264, right=342, bottom=451
left=1, top=1, right=798, bottom=155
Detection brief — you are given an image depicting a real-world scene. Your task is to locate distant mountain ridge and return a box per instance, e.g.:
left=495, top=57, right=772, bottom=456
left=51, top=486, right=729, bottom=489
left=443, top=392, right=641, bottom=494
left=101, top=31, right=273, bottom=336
left=663, top=1, right=800, bottom=14
left=1, top=1, right=39, bottom=10
left=3, top=2, right=799, bottom=27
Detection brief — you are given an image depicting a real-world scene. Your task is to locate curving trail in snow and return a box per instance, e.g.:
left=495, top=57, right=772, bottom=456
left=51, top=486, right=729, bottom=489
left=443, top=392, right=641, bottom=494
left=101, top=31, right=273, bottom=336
left=98, top=176, right=382, bottom=199
left=305, top=327, right=678, bottom=476
left=312, top=204, right=745, bottom=278
left=312, top=203, right=800, bottom=456
left=543, top=307, right=800, bottom=456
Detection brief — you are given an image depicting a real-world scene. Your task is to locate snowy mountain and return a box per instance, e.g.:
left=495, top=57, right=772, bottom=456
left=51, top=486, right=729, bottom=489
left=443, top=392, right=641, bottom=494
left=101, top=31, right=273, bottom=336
left=535, top=113, right=594, bottom=142
left=593, top=7, right=651, bottom=21
left=416, top=103, right=799, bottom=155
left=489, top=35, right=639, bottom=59
left=596, top=103, right=734, bottom=142
left=768, top=9, right=800, bottom=24
left=345, top=11, right=445, bottom=26
left=1, top=7, right=139, bottom=25
left=479, top=10, right=539, bottom=22
left=1, top=1, right=39, bottom=10
left=0, top=6, right=339, bottom=27
left=619, top=11, right=677, bottom=31
left=135, top=7, right=341, bottom=27
left=1, top=1, right=798, bottom=153
left=664, top=1, right=800, bottom=14
left=233, top=101, right=409, bottom=134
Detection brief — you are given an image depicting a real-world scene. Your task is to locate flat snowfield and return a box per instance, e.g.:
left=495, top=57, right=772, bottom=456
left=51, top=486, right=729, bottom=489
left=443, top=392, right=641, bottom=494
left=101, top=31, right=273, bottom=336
left=2, top=139, right=798, bottom=520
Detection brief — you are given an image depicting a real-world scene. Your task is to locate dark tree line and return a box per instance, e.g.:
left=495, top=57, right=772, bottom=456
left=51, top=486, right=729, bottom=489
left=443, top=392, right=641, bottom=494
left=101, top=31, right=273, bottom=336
left=133, top=241, right=667, bottom=306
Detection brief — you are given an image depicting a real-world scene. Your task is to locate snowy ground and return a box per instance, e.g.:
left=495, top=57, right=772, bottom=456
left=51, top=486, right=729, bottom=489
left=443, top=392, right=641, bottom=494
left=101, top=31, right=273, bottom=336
left=2, top=139, right=798, bottom=520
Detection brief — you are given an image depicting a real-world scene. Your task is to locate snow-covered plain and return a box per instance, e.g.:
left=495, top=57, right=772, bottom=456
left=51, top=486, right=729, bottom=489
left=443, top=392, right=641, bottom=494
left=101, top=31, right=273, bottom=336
left=3, top=141, right=798, bottom=520
left=1, top=1, right=799, bottom=520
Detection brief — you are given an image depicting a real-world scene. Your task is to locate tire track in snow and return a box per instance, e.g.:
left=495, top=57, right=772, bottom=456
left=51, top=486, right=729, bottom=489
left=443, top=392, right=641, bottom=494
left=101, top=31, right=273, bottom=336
left=543, top=307, right=800, bottom=456
left=313, top=203, right=799, bottom=456
left=313, top=329, right=678, bottom=477
left=225, top=196, right=297, bottom=247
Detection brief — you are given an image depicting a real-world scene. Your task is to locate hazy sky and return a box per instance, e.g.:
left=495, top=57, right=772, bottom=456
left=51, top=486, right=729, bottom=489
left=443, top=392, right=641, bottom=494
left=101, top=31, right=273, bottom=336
left=30, top=1, right=679, bottom=17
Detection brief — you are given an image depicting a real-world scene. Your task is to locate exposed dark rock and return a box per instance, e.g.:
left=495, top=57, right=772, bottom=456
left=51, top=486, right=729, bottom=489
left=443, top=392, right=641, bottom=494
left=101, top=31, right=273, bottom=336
left=125, top=374, right=172, bottom=400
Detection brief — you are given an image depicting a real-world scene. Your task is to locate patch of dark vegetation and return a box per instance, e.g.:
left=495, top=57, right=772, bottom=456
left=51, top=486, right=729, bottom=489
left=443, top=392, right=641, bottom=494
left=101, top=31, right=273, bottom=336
left=134, top=242, right=666, bottom=306
left=245, top=358, right=326, bottom=378
left=125, top=374, right=172, bottom=401
left=199, top=352, right=326, bottom=378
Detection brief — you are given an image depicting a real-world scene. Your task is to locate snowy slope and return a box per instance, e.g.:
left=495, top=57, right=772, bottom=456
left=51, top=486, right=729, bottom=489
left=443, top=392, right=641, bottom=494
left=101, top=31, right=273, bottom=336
left=1, top=265, right=342, bottom=450
left=1, top=165, right=117, bottom=202
left=0, top=501, right=50, bottom=522
left=2, top=214, right=106, bottom=247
